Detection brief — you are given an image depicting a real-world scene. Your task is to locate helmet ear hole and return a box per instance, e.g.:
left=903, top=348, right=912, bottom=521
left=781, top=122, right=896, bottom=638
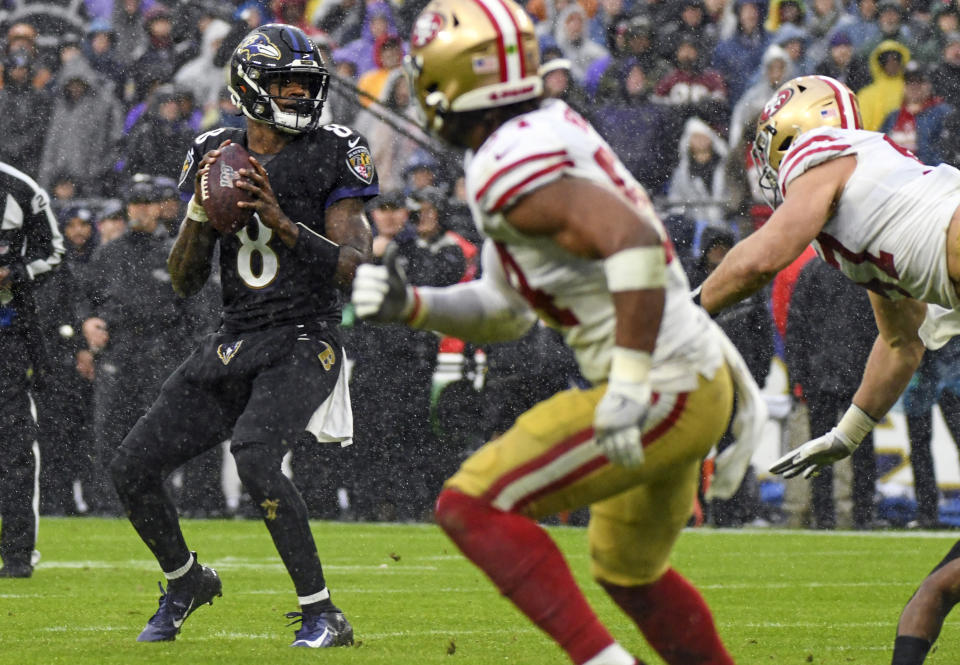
left=778, top=136, right=793, bottom=152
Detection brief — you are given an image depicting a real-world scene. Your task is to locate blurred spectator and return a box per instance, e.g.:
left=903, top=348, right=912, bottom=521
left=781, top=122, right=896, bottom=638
left=367, top=189, right=412, bottom=260
left=173, top=18, right=231, bottom=113
left=771, top=22, right=812, bottom=75
left=712, top=0, right=770, bottom=104
left=313, top=0, right=366, bottom=47
left=130, top=4, right=184, bottom=103
left=33, top=205, right=96, bottom=515
left=845, top=0, right=882, bottom=49
left=344, top=1, right=398, bottom=76
left=120, top=84, right=197, bottom=183
left=401, top=187, right=468, bottom=287
left=38, top=55, right=123, bottom=196
left=858, top=39, right=911, bottom=130
left=587, top=0, right=627, bottom=46
left=765, top=0, right=807, bottom=34
left=111, top=0, right=150, bottom=60
left=553, top=3, right=608, bottom=83
left=653, top=33, right=729, bottom=136
left=667, top=116, right=732, bottom=225
left=913, top=0, right=960, bottom=63
left=690, top=226, right=771, bottom=527
left=77, top=177, right=203, bottom=514
left=353, top=70, right=429, bottom=192
left=539, top=48, right=590, bottom=115
left=152, top=175, right=184, bottom=236
left=84, top=19, right=125, bottom=94
left=930, top=31, right=960, bottom=106
left=848, top=0, right=915, bottom=88
left=880, top=61, right=951, bottom=165
left=326, top=52, right=363, bottom=127
left=590, top=58, right=671, bottom=193
left=941, top=103, right=960, bottom=167
left=356, top=34, right=404, bottom=107
left=402, top=149, right=441, bottom=193
left=95, top=200, right=127, bottom=245
left=804, top=0, right=855, bottom=67
left=730, top=44, right=792, bottom=150
left=206, top=86, right=245, bottom=130
left=785, top=258, right=877, bottom=530
left=588, top=14, right=668, bottom=103
left=661, top=0, right=720, bottom=60
left=2, top=0, right=90, bottom=54
left=901, top=338, right=960, bottom=528
left=814, top=29, right=856, bottom=83
left=2, top=22, right=55, bottom=90
left=0, top=48, right=52, bottom=176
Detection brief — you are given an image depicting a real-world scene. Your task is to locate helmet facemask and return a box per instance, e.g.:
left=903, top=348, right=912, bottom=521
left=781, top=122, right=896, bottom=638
left=752, top=125, right=783, bottom=207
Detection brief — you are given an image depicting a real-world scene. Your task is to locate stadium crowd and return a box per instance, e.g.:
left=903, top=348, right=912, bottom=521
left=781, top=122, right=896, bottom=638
left=3, top=0, right=960, bottom=528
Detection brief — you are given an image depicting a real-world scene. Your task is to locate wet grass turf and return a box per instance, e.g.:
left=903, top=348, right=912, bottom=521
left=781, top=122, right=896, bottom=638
left=1, top=518, right=959, bottom=664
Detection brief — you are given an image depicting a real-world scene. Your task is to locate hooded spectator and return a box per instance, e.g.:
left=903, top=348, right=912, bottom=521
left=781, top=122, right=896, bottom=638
left=0, top=48, right=52, bottom=175
left=120, top=84, right=197, bottom=183
left=653, top=32, right=729, bottom=131
left=913, top=0, right=959, bottom=63
left=38, top=56, right=123, bottom=196
left=730, top=44, right=793, bottom=150
left=765, top=0, right=807, bottom=33
left=174, top=18, right=232, bottom=112
left=111, top=0, right=150, bottom=59
left=845, top=0, right=881, bottom=48
left=554, top=3, right=608, bottom=83
left=84, top=19, right=125, bottom=94
left=356, top=33, right=404, bottom=106
left=858, top=38, right=911, bottom=130
left=772, top=22, right=812, bottom=74
left=667, top=116, right=732, bottom=225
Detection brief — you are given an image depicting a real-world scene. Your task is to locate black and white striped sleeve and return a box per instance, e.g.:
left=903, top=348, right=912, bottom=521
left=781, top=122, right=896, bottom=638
left=0, top=162, right=64, bottom=284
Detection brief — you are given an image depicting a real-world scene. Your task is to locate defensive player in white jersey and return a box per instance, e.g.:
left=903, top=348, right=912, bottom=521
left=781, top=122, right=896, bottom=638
left=351, top=1, right=766, bottom=664
left=698, top=74, right=960, bottom=665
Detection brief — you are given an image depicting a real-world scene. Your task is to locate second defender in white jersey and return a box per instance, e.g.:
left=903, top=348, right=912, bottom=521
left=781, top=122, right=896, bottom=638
left=698, top=74, right=960, bottom=665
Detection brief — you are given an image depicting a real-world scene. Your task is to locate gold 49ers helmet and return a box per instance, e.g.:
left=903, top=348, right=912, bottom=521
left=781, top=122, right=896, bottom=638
left=753, top=75, right=862, bottom=203
left=404, top=0, right=542, bottom=135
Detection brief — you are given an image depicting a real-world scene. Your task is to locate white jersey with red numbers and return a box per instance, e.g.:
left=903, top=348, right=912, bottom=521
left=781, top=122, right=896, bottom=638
left=778, top=126, right=960, bottom=308
left=463, top=99, right=723, bottom=390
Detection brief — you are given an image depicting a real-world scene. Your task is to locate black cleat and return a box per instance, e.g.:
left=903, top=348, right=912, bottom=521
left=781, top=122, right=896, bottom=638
left=286, top=610, right=354, bottom=647
left=0, top=562, right=33, bottom=578
left=137, top=558, right=222, bottom=642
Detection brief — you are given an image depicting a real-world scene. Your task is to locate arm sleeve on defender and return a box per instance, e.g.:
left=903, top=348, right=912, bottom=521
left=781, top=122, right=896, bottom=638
left=413, top=240, right=537, bottom=343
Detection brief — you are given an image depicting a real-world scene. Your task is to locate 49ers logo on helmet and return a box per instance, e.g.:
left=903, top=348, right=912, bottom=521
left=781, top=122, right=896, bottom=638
left=760, top=88, right=794, bottom=123
left=412, top=12, right=445, bottom=48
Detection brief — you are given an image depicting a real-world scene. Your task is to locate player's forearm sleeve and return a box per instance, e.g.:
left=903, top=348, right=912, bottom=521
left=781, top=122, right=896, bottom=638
left=412, top=280, right=537, bottom=343
left=293, top=223, right=340, bottom=283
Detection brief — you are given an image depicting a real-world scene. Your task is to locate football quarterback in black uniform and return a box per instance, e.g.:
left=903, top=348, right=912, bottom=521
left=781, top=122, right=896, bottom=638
left=110, top=24, right=375, bottom=646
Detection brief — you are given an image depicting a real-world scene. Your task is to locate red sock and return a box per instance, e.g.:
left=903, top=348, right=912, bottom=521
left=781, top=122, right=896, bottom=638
left=435, top=489, right=616, bottom=665
left=601, top=569, right=733, bottom=665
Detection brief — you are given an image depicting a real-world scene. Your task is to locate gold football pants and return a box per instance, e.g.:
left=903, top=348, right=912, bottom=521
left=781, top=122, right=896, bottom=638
left=445, top=363, right=733, bottom=586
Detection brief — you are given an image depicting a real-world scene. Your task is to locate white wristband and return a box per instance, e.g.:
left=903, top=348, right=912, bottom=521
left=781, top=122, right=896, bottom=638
left=604, top=246, right=667, bottom=292
left=609, top=346, right=652, bottom=384
left=836, top=404, right=877, bottom=445
left=187, top=195, right=208, bottom=223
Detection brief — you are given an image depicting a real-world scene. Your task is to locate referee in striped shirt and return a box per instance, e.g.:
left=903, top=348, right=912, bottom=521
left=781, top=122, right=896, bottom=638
left=0, top=160, right=64, bottom=578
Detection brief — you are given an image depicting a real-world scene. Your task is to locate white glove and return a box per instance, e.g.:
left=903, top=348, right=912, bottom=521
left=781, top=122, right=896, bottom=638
left=769, top=427, right=857, bottom=479
left=351, top=244, right=413, bottom=322
left=594, top=379, right=651, bottom=469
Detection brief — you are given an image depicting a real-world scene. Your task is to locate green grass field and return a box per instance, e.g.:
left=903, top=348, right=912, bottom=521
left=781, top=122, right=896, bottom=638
left=1, top=519, right=958, bottom=665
